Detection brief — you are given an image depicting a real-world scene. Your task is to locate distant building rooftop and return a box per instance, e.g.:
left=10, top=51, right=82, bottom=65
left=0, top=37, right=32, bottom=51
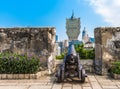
left=89, top=37, right=95, bottom=43
left=69, top=40, right=83, bottom=45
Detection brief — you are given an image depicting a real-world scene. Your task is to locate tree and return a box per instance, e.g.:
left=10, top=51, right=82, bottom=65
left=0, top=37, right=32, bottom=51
left=74, top=44, right=95, bottom=59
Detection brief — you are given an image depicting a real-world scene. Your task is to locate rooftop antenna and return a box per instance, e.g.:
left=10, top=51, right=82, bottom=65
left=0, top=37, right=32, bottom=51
left=84, top=27, right=86, bottom=31
left=71, top=10, right=74, bottom=19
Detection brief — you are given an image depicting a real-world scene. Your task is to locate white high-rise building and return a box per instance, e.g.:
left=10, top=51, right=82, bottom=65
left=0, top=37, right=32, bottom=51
left=55, top=42, right=61, bottom=56
left=82, top=27, right=89, bottom=44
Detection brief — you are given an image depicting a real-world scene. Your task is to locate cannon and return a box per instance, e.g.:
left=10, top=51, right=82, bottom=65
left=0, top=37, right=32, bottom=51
left=56, top=44, right=87, bottom=83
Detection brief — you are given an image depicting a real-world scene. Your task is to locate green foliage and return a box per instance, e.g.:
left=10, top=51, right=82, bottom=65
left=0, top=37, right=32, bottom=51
left=111, top=61, right=120, bottom=74
left=74, top=44, right=95, bottom=59
left=56, top=44, right=95, bottom=60
left=0, top=52, right=40, bottom=74
left=56, top=53, right=65, bottom=60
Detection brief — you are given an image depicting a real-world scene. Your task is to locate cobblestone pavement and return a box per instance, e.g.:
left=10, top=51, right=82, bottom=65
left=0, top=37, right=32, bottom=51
left=0, top=74, right=120, bottom=89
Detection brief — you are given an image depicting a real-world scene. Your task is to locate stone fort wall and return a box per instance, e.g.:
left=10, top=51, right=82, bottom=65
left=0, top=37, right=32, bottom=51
left=94, top=27, right=120, bottom=75
left=0, top=27, right=56, bottom=65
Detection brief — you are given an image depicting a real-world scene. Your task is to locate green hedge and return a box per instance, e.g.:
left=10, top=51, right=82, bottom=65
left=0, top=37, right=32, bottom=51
left=111, top=61, right=120, bottom=74
left=0, top=52, right=40, bottom=74
left=56, top=53, right=65, bottom=60
left=75, top=44, right=95, bottom=59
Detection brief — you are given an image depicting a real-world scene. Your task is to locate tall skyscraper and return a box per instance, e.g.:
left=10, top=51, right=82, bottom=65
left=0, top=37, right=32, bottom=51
left=66, top=11, right=80, bottom=41
left=55, top=35, right=58, bottom=42
left=82, top=27, right=89, bottom=43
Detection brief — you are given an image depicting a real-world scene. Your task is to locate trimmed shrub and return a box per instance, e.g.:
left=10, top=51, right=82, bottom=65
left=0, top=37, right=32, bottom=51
left=0, top=52, right=40, bottom=74
left=56, top=53, right=65, bottom=60
left=74, top=44, right=95, bottom=59
left=111, top=61, right=120, bottom=74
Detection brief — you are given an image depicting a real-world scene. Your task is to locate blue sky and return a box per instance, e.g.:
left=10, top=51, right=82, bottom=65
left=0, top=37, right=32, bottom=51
left=0, top=0, right=119, bottom=41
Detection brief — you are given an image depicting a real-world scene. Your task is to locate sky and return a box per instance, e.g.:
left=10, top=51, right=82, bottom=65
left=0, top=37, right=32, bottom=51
left=0, top=0, right=120, bottom=41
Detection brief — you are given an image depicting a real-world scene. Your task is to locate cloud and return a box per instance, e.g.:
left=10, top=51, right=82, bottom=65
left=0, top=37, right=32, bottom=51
left=86, top=0, right=120, bottom=26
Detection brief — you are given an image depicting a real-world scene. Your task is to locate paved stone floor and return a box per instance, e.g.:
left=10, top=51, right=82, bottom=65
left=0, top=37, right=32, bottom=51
left=0, top=74, right=120, bottom=89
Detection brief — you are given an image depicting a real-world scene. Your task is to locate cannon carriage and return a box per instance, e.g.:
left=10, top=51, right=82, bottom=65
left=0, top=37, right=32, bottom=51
left=56, top=44, right=87, bottom=83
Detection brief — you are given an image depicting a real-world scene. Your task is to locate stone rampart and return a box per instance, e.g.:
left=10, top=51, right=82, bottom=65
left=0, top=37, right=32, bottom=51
left=94, top=27, right=120, bottom=75
left=0, top=27, right=56, bottom=66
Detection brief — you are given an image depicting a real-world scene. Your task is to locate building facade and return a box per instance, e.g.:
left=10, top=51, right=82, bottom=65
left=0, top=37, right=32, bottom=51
left=82, top=27, right=89, bottom=44
left=66, top=12, right=80, bottom=41
left=82, top=27, right=95, bottom=49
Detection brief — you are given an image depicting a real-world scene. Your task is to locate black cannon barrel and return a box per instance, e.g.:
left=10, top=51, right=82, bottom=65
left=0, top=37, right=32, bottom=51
left=67, top=44, right=77, bottom=56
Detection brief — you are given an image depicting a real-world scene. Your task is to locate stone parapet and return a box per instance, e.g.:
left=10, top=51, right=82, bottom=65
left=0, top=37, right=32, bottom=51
left=94, top=27, right=120, bottom=75
left=0, top=27, right=56, bottom=66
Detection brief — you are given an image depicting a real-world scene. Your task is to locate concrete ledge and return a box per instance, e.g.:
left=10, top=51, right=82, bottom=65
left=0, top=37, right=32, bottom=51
left=55, top=59, right=94, bottom=73
left=0, top=70, right=48, bottom=79
left=13, top=74, right=19, bottom=79
left=111, top=73, right=120, bottom=79
left=1, top=74, right=7, bottom=79
left=7, top=74, right=13, bottom=79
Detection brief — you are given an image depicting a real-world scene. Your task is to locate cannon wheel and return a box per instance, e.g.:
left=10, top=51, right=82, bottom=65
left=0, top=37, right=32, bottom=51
left=81, top=69, right=85, bottom=83
left=56, top=75, right=61, bottom=83
left=56, top=69, right=64, bottom=83
left=56, top=69, right=62, bottom=83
